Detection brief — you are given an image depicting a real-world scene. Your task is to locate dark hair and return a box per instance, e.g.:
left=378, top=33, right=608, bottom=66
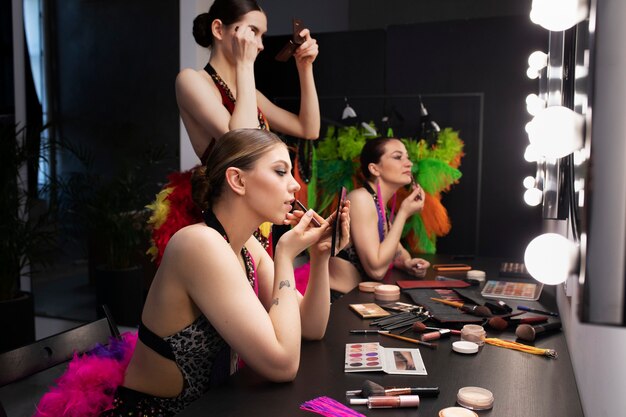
left=192, top=129, right=285, bottom=211
left=193, top=0, right=263, bottom=48
left=359, top=137, right=400, bottom=180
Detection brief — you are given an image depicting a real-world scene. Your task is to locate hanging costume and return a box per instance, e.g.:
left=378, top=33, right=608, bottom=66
left=146, top=63, right=271, bottom=266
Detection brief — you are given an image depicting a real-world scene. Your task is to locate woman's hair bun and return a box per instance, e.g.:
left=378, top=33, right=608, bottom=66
left=192, top=13, right=213, bottom=48
left=191, top=165, right=211, bottom=212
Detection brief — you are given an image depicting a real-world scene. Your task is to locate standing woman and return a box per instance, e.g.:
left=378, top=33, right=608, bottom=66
left=329, top=137, right=430, bottom=300
left=100, top=129, right=349, bottom=416
left=176, top=0, right=320, bottom=162
left=148, top=0, right=320, bottom=263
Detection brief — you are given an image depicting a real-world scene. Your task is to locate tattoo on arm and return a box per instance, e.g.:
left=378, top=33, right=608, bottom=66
left=272, top=298, right=279, bottom=306
left=279, top=280, right=291, bottom=290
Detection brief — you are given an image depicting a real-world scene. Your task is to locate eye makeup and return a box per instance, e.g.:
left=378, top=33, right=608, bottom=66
left=293, top=200, right=321, bottom=227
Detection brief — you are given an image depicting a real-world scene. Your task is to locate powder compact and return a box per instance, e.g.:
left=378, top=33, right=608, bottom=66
left=439, top=407, right=479, bottom=417
left=456, top=386, right=494, bottom=410
left=374, top=284, right=401, bottom=301
left=359, top=281, right=382, bottom=293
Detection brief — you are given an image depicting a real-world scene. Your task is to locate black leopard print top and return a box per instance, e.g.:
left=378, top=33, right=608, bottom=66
left=102, top=212, right=257, bottom=416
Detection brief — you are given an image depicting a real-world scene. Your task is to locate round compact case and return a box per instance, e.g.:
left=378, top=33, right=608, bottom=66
left=374, top=284, right=400, bottom=301
left=456, top=386, right=494, bottom=410
left=358, top=281, right=383, bottom=293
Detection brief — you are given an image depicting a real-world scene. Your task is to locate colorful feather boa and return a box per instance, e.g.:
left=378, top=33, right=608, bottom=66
left=313, top=125, right=464, bottom=254
left=33, top=332, right=137, bottom=417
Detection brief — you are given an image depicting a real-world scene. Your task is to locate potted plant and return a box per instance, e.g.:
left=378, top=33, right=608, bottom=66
left=63, top=144, right=168, bottom=326
left=0, top=124, right=57, bottom=352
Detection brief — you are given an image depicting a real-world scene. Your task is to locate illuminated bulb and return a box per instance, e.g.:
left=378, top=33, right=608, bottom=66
left=527, top=106, right=584, bottom=158
left=524, top=188, right=543, bottom=206
left=530, top=0, right=588, bottom=32
left=524, top=144, right=539, bottom=162
left=523, top=176, right=536, bottom=189
left=526, top=93, right=546, bottom=116
left=526, top=66, right=539, bottom=80
left=528, top=51, right=548, bottom=71
left=524, top=233, right=578, bottom=285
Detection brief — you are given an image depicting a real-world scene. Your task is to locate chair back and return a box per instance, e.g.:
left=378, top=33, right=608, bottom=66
left=0, top=317, right=114, bottom=387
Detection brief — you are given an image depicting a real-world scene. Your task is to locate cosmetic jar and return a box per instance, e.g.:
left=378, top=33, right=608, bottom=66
left=358, top=281, right=382, bottom=293
left=374, top=284, right=400, bottom=301
left=456, top=386, right=494, bottom=410
left=452, top=340, right=479, bottom=354
left=460, top=324, right=486, bottom=346
left=466, top=270, right=486, bottom=282
left=439, top=407, right=479, bottom=417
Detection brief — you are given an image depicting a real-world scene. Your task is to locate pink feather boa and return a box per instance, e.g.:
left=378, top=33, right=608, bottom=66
left=33, top=331, right=137, bottom=417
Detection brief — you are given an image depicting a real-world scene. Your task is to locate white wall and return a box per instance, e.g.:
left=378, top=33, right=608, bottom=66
left=555, top=1, right=626, bottom=416
left=179, top=0, right=213, bottom=171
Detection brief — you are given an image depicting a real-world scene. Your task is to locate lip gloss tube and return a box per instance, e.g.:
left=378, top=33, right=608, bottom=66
left=350, top=395, right=420, bottom=408
left=420, top=328, right=453, bottom=342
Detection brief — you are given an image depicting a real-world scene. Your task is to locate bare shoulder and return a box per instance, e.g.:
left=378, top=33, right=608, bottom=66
left=164, top=224, right=230, bottom=265
left=348, top=188, right=375, bottom=207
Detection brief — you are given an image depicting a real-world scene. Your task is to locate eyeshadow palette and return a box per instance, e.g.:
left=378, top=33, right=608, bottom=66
left=345, top=342, right=384, bottom=372
left=344, top=343, right=427, bottom=375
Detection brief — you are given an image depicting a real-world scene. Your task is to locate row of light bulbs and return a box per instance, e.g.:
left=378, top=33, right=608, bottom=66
left=522, top=0, right=589, bottom=285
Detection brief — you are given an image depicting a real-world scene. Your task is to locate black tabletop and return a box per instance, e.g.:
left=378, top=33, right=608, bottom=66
left=177, top=255, right=583, bottom=417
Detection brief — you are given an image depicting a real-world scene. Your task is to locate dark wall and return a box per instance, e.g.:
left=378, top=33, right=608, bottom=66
left=1, top=0, right=14, bottom=116
left=256, top=16, right=546, bottom=259
left=55, top=0, right=179, bottom=179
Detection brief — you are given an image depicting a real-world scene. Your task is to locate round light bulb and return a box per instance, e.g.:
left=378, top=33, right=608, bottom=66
left=524, top=144, right=539, bottom=162
left=526, top=66, right=539, bottom=80
left=524, top=233, right=578, bottom=285
left=523, top=176, right=536, bottom=189
left=526, top=93, right=546, bottom=116
left=528, top=51, right=548, bottom=71
left=530, top=0, right=588, bottom=32
left=523, top=187, right=543, bottom=206
left=527, top=106, right=584, bottom=158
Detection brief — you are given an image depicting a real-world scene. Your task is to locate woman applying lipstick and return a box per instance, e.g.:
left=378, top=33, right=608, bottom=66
left=99, top=129, right=349, bottom=416
left=329, top=137, right=430, bottom=300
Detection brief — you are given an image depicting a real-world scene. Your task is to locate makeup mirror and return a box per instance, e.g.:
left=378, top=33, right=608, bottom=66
left=578, top=0, right=626, bottom=326
left=330, top=187, right=347, bottom=257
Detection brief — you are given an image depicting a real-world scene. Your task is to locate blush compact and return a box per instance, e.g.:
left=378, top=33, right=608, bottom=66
left=374, top=284, right=400, bottom=301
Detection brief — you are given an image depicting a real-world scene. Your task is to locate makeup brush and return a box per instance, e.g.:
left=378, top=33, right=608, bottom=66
left=515, top=322, right=562, bottom=342
left=487, top=315, right=549, bottom=331
left=378, top=331, right=437, bottom=349
left=293, top=200, right=321, bottom=227
left=430, top=298, right=492, bottom=317
left=346, top=380, right=440, bottom=398
left=406, top=321, right=461, bottom=335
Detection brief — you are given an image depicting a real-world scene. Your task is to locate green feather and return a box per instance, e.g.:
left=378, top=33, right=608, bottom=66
left=415, top=159, right=462, bottom=194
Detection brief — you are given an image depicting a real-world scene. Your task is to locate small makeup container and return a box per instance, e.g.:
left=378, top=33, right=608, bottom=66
left=456, top=386, right=494, bottom=410
left=460, top=324, right=486, bottom=346
left=452, top=341, right=479, bottom=354
left=359, top=281, right=382, bottom=293
left=466, top=270, right=486, bottom=282
left=439, top=407, right=479, bottom=417
left=374, top=284, right=401, bottom=301
left=350, top=395, right=420, bottom=409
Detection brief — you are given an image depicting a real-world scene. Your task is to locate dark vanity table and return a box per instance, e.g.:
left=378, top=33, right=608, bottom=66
left=176, top=255, right=583, bottom=417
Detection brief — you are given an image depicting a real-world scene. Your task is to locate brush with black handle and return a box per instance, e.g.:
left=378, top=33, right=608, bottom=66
left=346, top=380, right=440, bottom=398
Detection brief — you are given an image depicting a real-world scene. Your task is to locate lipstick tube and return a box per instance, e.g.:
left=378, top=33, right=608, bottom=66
left=350, top=395, right=420, bottom=408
